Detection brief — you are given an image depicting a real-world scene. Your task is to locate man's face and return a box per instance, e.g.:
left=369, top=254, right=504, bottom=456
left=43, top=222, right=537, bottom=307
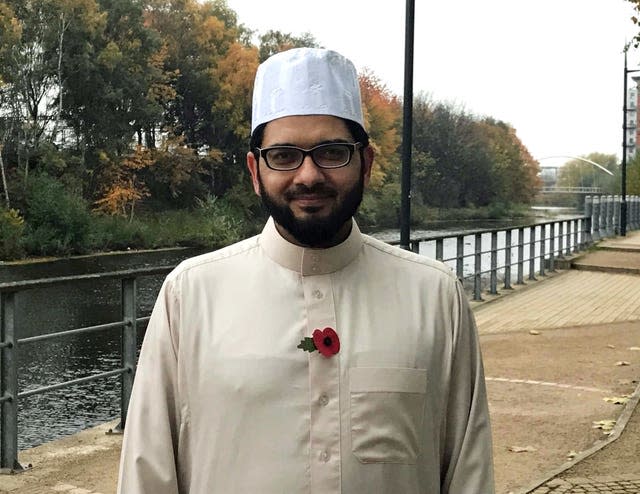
left=247, top=115, right=373, bottom=247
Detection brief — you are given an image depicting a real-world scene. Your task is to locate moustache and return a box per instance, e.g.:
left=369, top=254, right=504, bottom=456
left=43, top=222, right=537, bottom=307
left=284, top=185, right=337, bottom=201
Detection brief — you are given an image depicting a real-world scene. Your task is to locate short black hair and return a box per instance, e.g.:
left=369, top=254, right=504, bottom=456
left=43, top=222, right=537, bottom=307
left=250, top=118, right=369, bottom=160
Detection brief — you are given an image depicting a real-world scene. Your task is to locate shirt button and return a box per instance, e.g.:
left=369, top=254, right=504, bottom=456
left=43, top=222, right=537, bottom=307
left=319, top=450, right=330, bottom=462
left=318, top=394, right=329, bottom=406
left=312, top=289, right=323, bottom=299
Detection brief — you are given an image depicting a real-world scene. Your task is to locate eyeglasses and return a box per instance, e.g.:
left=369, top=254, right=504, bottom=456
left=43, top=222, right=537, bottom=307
left=255, top=142, right=362, bottom=171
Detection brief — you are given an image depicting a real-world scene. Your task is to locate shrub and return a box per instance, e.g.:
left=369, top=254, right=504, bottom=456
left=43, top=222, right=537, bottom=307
left=22, top=174, right=91, bottom=256
left=0, top=208, right=25, bottom=260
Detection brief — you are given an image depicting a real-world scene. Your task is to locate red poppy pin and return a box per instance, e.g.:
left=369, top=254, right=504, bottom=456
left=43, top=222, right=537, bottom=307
left=297, top=327, right=340, bottom=358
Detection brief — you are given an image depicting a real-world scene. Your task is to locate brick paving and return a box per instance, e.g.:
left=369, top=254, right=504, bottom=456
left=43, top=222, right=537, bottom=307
left=532, top=476, right=640, bottom=493
left=513, top=231, right=640, bottom=494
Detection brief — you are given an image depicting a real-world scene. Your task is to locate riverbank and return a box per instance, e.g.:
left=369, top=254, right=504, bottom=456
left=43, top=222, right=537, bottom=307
left=1, top=203, right=552, bottom=264
left=3, top=238, right=639, bottom=493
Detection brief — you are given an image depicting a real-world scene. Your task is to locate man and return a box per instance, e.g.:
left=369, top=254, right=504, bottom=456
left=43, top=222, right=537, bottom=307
left=118, top=48, right=494, bottom=493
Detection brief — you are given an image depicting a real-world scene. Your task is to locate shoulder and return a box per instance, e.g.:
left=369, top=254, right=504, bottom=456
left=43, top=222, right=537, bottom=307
left=361, top=234, right=457, bottom=280
left=166, top=234, right=260, bottom=282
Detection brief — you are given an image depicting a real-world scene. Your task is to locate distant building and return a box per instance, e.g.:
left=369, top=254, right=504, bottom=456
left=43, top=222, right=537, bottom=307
left=627, top=77, right=640, bottom=160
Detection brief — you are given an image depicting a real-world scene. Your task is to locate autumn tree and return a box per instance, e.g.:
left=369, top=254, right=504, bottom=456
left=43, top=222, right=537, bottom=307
left=478, top=118, right=540, bottom=203
left=94, top=145, right=153, bottom=220
left=355, top=70, right=402, bottom=226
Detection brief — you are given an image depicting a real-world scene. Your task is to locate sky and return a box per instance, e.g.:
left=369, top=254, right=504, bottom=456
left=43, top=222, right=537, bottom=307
left=226, top=0, right=639, bottom=168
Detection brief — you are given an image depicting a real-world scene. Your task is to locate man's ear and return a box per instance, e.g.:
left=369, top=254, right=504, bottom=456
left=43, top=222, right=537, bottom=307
left=246, top=151, right=261, bottom=196
left=362, top=145, right=374, bottom=187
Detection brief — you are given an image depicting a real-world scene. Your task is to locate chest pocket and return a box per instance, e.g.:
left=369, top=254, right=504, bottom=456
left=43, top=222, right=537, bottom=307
left=349, top=367, right=427, bottom=464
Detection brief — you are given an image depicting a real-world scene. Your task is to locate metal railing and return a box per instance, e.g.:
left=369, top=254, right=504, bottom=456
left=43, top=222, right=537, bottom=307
left=1, top=194, right=638, bottom=471
left=390, top=217, right=591, bottom=301
left=0, top=266, right=172, bottom=472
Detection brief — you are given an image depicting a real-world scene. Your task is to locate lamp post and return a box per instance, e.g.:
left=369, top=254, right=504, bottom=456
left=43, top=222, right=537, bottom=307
left=621, top=43, right=640, bottom=236
left=400, top=0, right=415, bottom=250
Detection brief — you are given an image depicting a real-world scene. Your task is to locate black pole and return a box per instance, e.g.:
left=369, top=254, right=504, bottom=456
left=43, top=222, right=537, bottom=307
left=400, top=0, right=415, bottom=250
left=622, top=47, right=629, bottom=236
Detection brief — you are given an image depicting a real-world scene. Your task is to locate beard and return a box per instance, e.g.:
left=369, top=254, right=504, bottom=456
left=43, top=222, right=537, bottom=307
left=258, top=169, right=365, bottom=247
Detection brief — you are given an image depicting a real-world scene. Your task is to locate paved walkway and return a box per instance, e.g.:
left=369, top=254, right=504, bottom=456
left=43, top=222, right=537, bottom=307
left=476, top=232, right=640, bottom=494
left=1, top=232, right=640, bottom=493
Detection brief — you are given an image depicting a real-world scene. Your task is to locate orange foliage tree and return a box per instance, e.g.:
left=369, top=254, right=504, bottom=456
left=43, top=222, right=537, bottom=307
left=359, top=70, right=402, bottom=190
left=94, top=145, right=153, bottom=220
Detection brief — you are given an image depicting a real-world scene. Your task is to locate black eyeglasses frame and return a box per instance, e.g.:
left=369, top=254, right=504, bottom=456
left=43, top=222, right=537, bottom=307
left=255, top=142, right=363, bottom=171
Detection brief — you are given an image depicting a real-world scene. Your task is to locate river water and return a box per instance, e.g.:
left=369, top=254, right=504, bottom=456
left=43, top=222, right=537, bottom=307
left=1, top=213, right=580, bottom=450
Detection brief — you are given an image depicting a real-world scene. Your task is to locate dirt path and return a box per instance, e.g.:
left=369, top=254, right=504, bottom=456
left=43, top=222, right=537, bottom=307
left=482, top=322, right=640, bottom=494
left=0, top=422, right=121, bottom=493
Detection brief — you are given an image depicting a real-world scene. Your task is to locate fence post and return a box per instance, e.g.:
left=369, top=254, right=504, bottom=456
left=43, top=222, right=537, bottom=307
left=592, top=196, right=600, bottom=241
left=557, top=221, right=564, bottom=259
left=119, top=278, right=137, bottom=432
left=474, top=233, right=483, bottom=301
left=606, top=195, right=613, bottom=236
left=489, top=232, right=498, bottom=295
left=0, top=292, right=22, bottom=472
left=584, top=196, right=592, bottom=246
left=528, top=226, right=537, bottom=281
left=456, top=235, right=464, bottom=282
left=435, top=238, right=444, bottom=262
left=614, top=195, right=621, bottom=235
left=540, top=224, right=547, bottom=277
left=517, top=227, right=524, bottom=284
left=504, top=230, right=512, bottom=289
left=584, top=196, right=593, bottom=247
left=572, top=219, right=579, bottom=253
left=551, top=222, right=557, bottom=269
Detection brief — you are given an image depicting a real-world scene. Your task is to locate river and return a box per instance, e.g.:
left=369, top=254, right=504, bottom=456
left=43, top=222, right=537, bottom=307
left=1, top=212, right=579, bottom=450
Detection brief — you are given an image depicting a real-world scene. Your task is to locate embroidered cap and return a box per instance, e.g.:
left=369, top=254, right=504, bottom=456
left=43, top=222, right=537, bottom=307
left=251, top=48, right=365, bottom=133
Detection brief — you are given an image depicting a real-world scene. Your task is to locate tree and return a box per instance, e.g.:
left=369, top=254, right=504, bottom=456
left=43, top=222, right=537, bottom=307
left=478, top=118, right=540, bottom=204
left=412, top=96, right=495, bottom=208
left=628, top=0, right=640, bottom=45
left=257, top=30, right=319, bottom=62
left=359, top=70, right=401, bottom=190
left=60, top=0, right=162, bottom=160
left=94, top=145, right=153, bottom=220
left=557, top=153, right=619, bottom=194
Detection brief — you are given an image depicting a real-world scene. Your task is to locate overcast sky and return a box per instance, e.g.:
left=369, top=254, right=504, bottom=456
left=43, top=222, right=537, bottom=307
left=226, top=0, right=639, bottom=168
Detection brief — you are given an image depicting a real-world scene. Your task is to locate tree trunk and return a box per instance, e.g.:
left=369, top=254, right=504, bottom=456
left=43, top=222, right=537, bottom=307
left=53, top=13, right=69, bottom=145
left=0, top=142, right=10, bottom=208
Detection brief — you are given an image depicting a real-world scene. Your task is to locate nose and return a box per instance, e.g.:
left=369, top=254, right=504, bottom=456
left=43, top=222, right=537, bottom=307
left=293, top=154, right=325, bottom=186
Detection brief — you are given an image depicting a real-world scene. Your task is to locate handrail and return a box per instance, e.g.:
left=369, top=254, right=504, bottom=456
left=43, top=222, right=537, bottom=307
left=0, top=266, right=174, bottom=293
left=1, top=194, right=638, bottom=473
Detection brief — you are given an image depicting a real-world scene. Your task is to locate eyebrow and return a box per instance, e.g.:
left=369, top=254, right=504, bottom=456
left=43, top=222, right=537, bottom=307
left=264, top=138, right=352, bottom=148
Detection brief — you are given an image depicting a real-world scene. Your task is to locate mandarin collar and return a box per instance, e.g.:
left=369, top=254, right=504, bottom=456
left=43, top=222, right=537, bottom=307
left=259, top=217, right=363, bottom=275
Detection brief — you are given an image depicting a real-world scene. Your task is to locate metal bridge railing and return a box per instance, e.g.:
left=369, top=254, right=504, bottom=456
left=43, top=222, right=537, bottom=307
left=0, top=266, right=173, bottom=473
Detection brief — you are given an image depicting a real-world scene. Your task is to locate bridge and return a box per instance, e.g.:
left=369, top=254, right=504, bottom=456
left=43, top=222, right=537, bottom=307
left=539, top=186, right=603, bottom=194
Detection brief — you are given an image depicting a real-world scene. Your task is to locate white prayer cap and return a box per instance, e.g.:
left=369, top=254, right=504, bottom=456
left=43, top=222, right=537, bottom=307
left=251, top=48, right=365, bottom=133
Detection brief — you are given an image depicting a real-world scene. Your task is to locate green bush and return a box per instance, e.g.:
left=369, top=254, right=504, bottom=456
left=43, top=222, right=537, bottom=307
left=0, top=208, right=25, bottom=260
left=22, top=174, right=91, bottom=256
left=88, top=215, right=152, bottom=251
left=86, top=196, right=255, bottom=252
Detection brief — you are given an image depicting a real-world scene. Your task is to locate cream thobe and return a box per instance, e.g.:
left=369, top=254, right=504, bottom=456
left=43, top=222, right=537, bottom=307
left=118, top=218, right=494, bottom=493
